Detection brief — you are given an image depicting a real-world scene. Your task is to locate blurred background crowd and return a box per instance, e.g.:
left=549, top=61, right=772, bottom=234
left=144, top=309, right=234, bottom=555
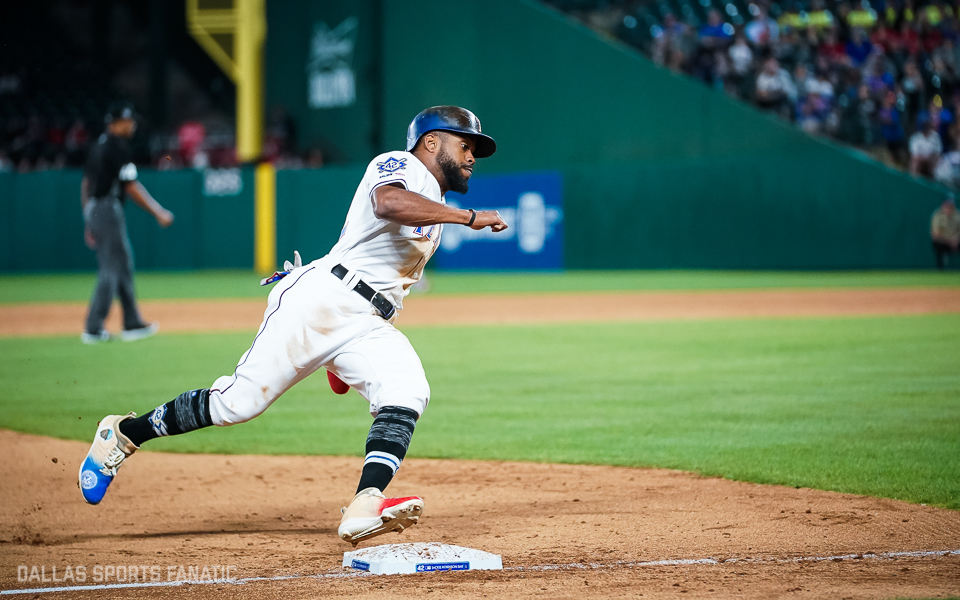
left=0, top=2, right=322, bottom=175
left=547, top=0, right=960, bottom=186
left=3, top=0, right=960, bottom=189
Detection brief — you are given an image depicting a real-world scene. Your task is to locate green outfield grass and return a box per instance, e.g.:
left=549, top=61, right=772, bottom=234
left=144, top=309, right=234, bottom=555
left=1, top=314, right=957, bottom=509
left=0, top=269, right=958, bottom=304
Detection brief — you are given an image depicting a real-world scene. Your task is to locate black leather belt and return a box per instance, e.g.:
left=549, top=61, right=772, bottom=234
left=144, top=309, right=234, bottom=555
left=331, top=264, right=396, bottom=321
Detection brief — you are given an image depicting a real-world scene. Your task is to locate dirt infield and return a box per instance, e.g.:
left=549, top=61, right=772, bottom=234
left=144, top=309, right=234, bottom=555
left=2, top=286, right=960, bottom=337
left=2, top=287, right=959, bottom=598
left=1, top=430, right=958, bottom=599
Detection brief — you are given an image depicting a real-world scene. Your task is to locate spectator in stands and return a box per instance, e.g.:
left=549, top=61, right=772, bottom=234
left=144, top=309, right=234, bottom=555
left=177, top=121, right=207, bottom=169
left=901, top=60, right=926, bottom=126
left=810, top=69, right=836, bottom=101
left=774, top=28, right=806, bottom=71
left=799, top=26, right=822, bottom=65
left=727, top=33, right=755, bottom=96
left=933, top=38, right=960, bottom=81
left=847, top=0, right=879, bottom=29
left=845, top=28, right=874, bottom=65
left=756, top=57, right=797, bottom=116
left=692, top=11, right=730, bottom=85
left=15, top=116, right=45, bottom=165
left=927, top=56, right=957, bottom=100
left=934, top=143, right=960, bottom=186
left=948, top=95, right=960, bottom=145
left=778, top=1, right=805, bottom=30
left=896, top=20, right=922, bottom=58
left=794, top=63, right=817, bottom=98
left=865, top=49, right=897, bottom=96
left=699, top=10, right=732, bottom=47
left=834, top=1, right=854, bottom=38
left=819, top=28, right=850, bottom=63
left=798, top=96, right=825, bottom=133
left=745, top=5, right=780, bottom=48
left=854, top=83, right=879, bottom=144
left=808, top=0, right=837, bottom=29
left=910, top=113, right=943, bottom=176
left=64, top=119, right=89, bottom=167
left=919, top=11, right=944, bottom=54
left=652, top=13, right=694, bottom=73
left=46, top=118, right=65, bottom=155
left=931, top=194, right=960, bottom=268
left=879, top=90, right=908, bottom=163
left=872, top=18, right=899, bottom=52
left=927, top=98, right=955, bottom=143
left=949, top=34, right=960, bottom=74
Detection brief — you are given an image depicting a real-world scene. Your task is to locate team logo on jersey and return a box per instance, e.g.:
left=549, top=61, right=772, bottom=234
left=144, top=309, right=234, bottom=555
left=377, top=157, right=406, bottom=173
left=413, top=224, right=440, bottom=241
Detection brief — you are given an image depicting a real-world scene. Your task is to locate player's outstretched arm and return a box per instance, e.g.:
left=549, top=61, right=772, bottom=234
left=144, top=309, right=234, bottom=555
left=373, top=184, right=507, bottom=232
left=124, top=181, right=174, bottom=228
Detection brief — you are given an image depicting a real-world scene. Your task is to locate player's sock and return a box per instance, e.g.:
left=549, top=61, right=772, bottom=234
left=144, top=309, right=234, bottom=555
left=118, top=389, right=214, bottom=446
left=355, top=406, right=418, bottom=494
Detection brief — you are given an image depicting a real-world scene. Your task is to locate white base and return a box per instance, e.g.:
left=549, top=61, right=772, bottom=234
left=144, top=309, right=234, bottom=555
left=343, top=542, right=503, bottom=575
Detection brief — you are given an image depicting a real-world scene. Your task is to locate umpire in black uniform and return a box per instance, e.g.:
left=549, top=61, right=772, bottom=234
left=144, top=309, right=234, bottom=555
left=81, top=102, right=174, bottom=344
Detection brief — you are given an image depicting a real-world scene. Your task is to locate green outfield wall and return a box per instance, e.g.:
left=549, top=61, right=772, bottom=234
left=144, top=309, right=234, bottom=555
left=375, top=0, right=945, bottom=268
left=275, top=166, right=364, bottom=263
left=264, top=0, right=382, bottom=163
left=261, top=0, right=944, bottom=269
left=0, top=168, right=254, bottom=272
left=0, top=0, right=948, bottom=271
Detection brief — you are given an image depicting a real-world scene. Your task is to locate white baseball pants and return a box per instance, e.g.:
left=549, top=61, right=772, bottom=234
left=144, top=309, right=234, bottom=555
left=207, top=257, right=430, bottom=426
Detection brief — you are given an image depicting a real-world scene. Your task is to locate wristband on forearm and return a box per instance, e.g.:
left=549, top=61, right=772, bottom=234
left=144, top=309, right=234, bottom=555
left=467, top=209, right=477, bottom=226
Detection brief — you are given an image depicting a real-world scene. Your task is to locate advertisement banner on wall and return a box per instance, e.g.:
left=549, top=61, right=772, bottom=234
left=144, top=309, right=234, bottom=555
left=435, top=171, right=563, bottom=270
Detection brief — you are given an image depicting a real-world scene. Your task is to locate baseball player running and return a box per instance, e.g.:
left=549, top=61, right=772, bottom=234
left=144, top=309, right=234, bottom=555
left=78, top=106, right=507, bottom=545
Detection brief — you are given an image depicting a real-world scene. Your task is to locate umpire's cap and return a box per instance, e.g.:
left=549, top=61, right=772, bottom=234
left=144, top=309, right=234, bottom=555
left=104, top=101, right=136, bottom=123
left=405, top=106, right=496, bottom=158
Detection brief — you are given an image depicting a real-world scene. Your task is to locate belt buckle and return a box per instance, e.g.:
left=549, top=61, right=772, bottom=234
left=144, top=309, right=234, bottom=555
left=372, top=292, right=396, bottom=321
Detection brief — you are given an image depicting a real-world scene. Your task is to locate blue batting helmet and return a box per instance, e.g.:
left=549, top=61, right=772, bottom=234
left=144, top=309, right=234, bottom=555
left=405, top=106, right=496, bottom=158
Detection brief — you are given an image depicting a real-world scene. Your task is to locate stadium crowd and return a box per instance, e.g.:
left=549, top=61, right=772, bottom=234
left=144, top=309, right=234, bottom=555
left=0, top=99, right=320, bottom=174
left=550, top=0, right=960, bottom=186
left=5, top=0, right=960, bottom=186
left=0, top=1, right=320, bottom=175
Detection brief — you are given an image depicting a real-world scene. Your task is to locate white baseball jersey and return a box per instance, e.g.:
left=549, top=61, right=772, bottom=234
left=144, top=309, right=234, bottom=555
left=206, top=151, right=441, bottom=426
left=328, top=151, right=444, bottom=308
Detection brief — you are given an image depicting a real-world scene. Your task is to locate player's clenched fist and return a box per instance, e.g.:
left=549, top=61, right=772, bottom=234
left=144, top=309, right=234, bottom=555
left=471, top=210, right=508, bottom=232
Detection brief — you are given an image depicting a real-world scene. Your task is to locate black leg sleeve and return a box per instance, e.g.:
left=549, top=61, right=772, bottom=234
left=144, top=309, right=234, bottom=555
left=119, top=389, right=213, bottom=447
left=355, top=406, right=419, bottom=494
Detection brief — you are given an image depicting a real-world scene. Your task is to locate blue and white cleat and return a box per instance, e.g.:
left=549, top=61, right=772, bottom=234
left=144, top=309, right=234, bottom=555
left=78, top=413, right=138, bottom=505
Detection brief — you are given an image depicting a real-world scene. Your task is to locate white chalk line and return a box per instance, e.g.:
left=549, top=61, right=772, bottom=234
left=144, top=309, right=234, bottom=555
left=512, top=548, right=960, bottom=572
left=3, top=548, right=958, bottom=595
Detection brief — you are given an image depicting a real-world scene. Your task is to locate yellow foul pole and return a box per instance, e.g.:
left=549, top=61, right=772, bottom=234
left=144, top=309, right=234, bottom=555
left=254, top=162, right=276, bottom=274
left=187, top=0, right=273, bottom=273
left=235, top=0, right=265, bottom=163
